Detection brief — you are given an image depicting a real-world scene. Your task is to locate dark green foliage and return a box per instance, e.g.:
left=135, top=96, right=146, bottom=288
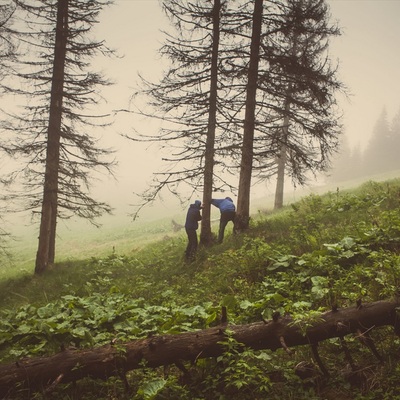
left=2, top=179, right=400, bottom=399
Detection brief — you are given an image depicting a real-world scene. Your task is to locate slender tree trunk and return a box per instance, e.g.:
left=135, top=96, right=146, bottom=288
left=274, top=112, right=289, bottom=209
left=200, top=0, right=220, bottom=246
left=35, top=0, right=68, bottom=274
left=235, top=0, right=263, bottom=231
left=274, top=30, right=298, bottom=210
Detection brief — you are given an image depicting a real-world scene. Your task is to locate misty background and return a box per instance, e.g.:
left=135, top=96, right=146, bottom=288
left=4, top=0, right=400, bottom=252
left=95, top=0, right=400, bottom=214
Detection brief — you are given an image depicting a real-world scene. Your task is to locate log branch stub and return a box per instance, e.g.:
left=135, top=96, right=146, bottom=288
left=220, top=306, right=228, bottom=324
left=340, top=337, right=356, bottom=371
left=311, top=343, right=330, bottom=377
left=356, top=328, right=383, bottom=362
left=279, top=336, right=293, bottom=355
left=272, top=311, right=281, bottom=322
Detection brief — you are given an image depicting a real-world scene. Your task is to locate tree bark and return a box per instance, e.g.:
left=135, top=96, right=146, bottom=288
left=35, top=0, right=69, bottom=274
left=0, top=300, right=398, bottom=397
left=200, top=0, right=220, bottom=246
left=236, top=0, right=263, bottom=231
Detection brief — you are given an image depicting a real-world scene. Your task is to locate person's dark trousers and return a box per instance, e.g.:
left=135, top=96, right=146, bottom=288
left=185, top=228, right=198, bottom=260
left=218, top=211, right=236, bottom=243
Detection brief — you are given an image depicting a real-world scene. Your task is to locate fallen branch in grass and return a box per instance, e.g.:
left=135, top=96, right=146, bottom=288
left=0, top=299, right=399, bottom=397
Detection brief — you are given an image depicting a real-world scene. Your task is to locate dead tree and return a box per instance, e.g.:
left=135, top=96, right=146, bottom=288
left=0, top=299, right=399, bottom=397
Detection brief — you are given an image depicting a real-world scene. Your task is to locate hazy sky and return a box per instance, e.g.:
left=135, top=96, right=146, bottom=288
left=327, top=0, right=400, bottom=149
left=92, top=0, right=400, bottom=213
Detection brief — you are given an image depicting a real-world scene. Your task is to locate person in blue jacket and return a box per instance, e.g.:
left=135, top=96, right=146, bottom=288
left=211, top=197, right=236, bottom=243
left=185, top=200, right=203, bottom=261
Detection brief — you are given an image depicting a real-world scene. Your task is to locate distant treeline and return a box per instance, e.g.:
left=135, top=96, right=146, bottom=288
left=329, top=108, right=400, bottom=181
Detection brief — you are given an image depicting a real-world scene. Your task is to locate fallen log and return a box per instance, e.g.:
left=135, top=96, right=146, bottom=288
left=0, top=299, right=399, bottom=397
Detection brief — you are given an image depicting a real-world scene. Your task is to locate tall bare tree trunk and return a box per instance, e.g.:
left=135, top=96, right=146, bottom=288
left=274, top=29, right=298, bottom=210
left=274, top=112, right=289, bottom=209
left=235, top=0, right=263, bottom=231
left=200, top=0, right=220, bottom=245
left=35, top=0, right=68, bottom=274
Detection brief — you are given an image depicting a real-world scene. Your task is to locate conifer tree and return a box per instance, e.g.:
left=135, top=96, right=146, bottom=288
left=131, top=0, right=233, bottom=244
left=258, top=0, right=343, bottom=209
left=0, top=1, right=19, bottom=261
left=131, top=0, right=343, bottom=235
left=5, top=0, right=115, bottom=274
left=328, top=135, right=361, bottom=182
left=362, top=108, right=391, bottom=176
left=235, top=0, right=263, bottom=230
left=389, top=108, right=400, bottom=171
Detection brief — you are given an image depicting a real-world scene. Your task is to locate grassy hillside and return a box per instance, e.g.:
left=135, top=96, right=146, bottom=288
left=1, top=178, right=400, bottom=399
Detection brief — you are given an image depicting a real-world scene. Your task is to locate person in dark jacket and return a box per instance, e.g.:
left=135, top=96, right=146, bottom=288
left=211, top=197, right=236, bottom=243
left=185, top=200, right=203, bottom=261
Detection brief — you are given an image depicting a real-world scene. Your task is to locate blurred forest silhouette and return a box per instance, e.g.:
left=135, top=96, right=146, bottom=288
left=328, top=107, right=400, bottom=182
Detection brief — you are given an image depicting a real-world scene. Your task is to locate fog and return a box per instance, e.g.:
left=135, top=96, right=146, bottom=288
left=3, top=0, right=400, bottom=241
left=90, top=0, right=400, bottom=221
left=327, top=0, right=400, bottom=149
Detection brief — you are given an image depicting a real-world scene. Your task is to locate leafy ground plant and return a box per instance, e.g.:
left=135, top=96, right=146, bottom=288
left=2, top=179, right=400, bottom=399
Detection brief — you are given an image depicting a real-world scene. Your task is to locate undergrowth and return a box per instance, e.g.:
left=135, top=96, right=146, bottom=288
left=1, top=179, right=400, bottom=399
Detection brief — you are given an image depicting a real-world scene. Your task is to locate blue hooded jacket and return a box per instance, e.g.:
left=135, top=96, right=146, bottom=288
left=185, top=200, right=202, bottom=230
left=211, top=197, right=235, bottom=213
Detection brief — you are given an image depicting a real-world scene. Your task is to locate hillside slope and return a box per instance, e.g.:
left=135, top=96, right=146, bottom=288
left=1, top=178, right=400, bottom=399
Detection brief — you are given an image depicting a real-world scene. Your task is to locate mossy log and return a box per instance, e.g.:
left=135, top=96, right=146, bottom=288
left=0, top=299, right=399, bottom=397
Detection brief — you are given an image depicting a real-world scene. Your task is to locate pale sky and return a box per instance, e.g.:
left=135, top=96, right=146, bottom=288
left=327, top=0, right=400, bottom=149
left=93, top=0, right=400, bottom=214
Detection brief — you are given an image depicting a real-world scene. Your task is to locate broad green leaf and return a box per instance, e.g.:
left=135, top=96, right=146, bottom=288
left=239, top=300, right=253, bottom=310
left=138, top=378, right=167, bottom=400
left=17, top=324, right=32, bottom=334
left=221, top=295, right=237, bottom=309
